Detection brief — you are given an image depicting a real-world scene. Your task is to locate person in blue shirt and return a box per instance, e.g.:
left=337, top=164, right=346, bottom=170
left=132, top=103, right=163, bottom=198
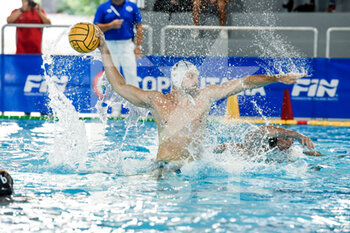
left=94, top=0, right=143, bottom=88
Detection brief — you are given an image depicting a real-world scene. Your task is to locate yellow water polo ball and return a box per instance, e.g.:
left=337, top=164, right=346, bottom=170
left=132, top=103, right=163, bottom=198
left=68, top=22, right=100, bottom=53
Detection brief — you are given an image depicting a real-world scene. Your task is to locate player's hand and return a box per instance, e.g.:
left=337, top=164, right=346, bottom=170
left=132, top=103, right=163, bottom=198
left=110, top=19, right=123, bottom=29
left=35, top=3, right=42, bottom=12
left=276, top=73, right=308, bottom=84
left=297, top=134, right=314, bottom=149
left=134, top=48, right=142, bottom=60
left=95, top=25, right=106, bottom=49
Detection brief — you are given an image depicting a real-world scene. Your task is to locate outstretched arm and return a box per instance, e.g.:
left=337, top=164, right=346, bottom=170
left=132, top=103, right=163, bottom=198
left=259, top=126, right=314, bottom=149
left=303, top=151, right=326, bottom=157
left=204, top=73, right=306, bottom=101
left=97, top=27, right=158, bottom=108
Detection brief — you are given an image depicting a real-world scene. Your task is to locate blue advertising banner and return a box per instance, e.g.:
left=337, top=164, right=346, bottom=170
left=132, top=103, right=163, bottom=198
left=0, top=55, right=349, bottom=119
left=0, top=55, right=103, bottom=113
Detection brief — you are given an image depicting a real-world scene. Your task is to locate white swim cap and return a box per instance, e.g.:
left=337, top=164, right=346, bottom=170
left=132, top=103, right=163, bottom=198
left=171, top=61, right=198, bottom=89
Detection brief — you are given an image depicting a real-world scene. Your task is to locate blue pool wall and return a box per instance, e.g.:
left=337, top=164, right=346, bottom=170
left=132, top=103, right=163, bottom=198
left=0, top=55, right=349, bottom=119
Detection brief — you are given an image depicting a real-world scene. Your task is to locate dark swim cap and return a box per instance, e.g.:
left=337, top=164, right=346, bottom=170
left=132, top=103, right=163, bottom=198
left=268, top=137, right=278, bottom=149
left=0, top=170, right=14, bottom=196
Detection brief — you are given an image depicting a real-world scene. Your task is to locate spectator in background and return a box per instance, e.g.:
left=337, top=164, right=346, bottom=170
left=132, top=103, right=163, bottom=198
left=94, top=0, right=143, bottom=88
left=328, top=0, right=336, bottom=12
left=192, top=0, right=231, bottom=39
left=283, top=0, right=294, bottom=12
left=0, top=170, right=14, bottom=200
left=153, top=0, right=193, bottom=20
left=7, top=0, right=51, bottom=54
left=294, top=0, right=315, bottom=12
left=283, top=0, right=316, bottom=12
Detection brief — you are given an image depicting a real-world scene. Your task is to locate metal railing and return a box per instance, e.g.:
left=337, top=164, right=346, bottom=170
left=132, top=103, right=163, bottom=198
left=326, top=27, right=350, bottom=58
left=1, top=24, right=70, bottom=54
left=142, top=24, right=153, bottom=55
left=1, top=23, right=153, bottom=55
left=160, top=25, right=319, bottom=57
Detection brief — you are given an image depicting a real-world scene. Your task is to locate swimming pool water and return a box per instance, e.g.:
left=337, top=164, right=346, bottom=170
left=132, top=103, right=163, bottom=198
left=0, top=119, right=349, bottom=232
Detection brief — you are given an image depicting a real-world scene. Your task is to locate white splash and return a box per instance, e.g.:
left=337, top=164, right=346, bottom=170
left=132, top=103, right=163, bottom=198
left=241, top=3, right=311, bottom=75
left=41, top=27, right=91, bottom=172
left=42, top=54, right=89, bottom=171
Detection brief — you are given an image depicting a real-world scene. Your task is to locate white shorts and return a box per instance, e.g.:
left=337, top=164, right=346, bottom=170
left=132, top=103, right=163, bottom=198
left=106, top=39, right=139, bottom=87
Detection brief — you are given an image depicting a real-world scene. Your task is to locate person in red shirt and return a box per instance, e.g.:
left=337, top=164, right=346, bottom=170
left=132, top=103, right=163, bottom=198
left=7, top=0, right=51, bottom=54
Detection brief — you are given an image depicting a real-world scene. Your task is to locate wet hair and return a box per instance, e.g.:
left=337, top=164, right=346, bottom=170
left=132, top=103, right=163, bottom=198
left=268, top=137, right=278, bottom=149
left=0, top=170, right=14, bottom=196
